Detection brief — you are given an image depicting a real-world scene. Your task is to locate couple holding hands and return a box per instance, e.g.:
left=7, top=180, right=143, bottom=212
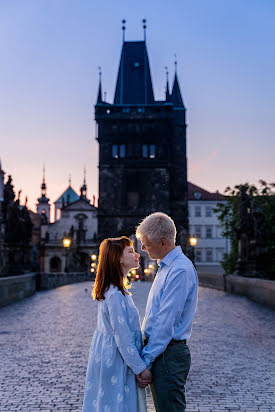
left=82, top=212, right=198, bottom=412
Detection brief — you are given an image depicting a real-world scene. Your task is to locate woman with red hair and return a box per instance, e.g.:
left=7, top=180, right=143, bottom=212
left=82, top=236, right=151, bottom=412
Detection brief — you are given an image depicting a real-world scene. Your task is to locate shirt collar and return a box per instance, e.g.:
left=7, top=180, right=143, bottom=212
left=158, top=245, right=182, bottom=267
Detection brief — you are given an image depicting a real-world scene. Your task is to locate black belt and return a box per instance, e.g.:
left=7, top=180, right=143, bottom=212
left=144, top=338, right=186, bottom=346
left=169, top=339, right=186, bottom=345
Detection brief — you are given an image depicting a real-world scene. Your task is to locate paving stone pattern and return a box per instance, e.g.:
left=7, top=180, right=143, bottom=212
left=0, top=281, right=274, bottom=411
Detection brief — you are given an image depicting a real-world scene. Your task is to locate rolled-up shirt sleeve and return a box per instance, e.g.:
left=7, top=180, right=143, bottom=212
left=107, top=292, right=147, bottom=375
left=141, top=268, right=190, bottom=369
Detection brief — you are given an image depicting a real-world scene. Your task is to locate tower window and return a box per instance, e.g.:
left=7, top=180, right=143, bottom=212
left=112, top=145, right=118, bottom=158
left=142, top=144, right=156, bottom=159
left=112, top=144, right=126, bottom=159
left=142, top=144, right=148, bottom=158
left=149, top=145, right=156, bottom=158
left=120, top=144, right=125, bottom=158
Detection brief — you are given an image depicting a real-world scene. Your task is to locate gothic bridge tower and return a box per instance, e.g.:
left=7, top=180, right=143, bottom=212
left=95, top=23, right=189, bottom=248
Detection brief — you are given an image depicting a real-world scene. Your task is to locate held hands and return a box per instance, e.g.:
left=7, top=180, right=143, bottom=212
left=136, top=368, right=152, bottom=388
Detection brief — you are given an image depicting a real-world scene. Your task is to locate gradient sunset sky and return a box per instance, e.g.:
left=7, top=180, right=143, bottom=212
left=1, top=0, right=274, bottom=216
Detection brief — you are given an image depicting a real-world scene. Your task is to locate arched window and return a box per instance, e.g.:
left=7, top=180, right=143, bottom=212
left=50, top=256, right=62, bottom=272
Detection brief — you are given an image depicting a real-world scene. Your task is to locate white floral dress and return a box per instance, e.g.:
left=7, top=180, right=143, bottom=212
left=82, top=285, right=147, bottom=412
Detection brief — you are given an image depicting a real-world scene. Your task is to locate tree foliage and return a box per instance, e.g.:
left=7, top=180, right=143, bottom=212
left=214, top=181, right=275, bottom=278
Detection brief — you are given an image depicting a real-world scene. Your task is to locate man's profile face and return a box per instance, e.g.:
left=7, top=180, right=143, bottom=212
left=140, top=235, right=163, bottom=260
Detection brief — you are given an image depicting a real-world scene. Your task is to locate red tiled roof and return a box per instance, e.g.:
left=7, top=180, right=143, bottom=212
left=188, top=182, right=224, bottom=201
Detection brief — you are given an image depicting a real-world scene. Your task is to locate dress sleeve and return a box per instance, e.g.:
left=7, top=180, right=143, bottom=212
left=106, top=292, right=147, bottom=375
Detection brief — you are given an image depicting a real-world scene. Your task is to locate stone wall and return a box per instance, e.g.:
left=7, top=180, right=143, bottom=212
left=197, top=272, right=226, bottom=291
left=197, top=271, right=275, bottom=309
left=0, top=272, right=92, bottom=307
left=0, top=273, right=37, bottom=307
left=37, top=272, right=91, bottom=290
left=225, top=275, right=275, bottom=309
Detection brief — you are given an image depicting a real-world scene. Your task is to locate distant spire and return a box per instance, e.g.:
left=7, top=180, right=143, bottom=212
left=69, top=173, right=71, bottom=186
left=122, top=19, right=126, bottom=42
left=80, top=166, right=87, bottom=198
left=96, top=67, right=102, bottom=103
left=84, top=166, right=87, bottom=185
left=41, top=165, right=46, bottom=196
left=142, top=19, right=147, bottom=42
left=165, top=66, right=170, bottom=101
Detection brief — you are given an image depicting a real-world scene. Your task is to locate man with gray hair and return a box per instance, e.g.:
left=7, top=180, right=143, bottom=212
left=136, top=212, right=198, bottom=412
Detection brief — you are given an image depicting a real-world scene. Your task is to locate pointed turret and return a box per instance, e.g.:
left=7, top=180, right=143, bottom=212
left=171, top=73, right=185, bottom=107
left=165, top=67, right=170, bottom=102
left=96, top=67, right=103, bottom=104
left=171, top=58, right=185, bottom=108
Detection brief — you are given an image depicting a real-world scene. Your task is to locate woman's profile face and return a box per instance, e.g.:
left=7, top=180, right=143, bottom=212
left=120, top=245, right=140, bottom=272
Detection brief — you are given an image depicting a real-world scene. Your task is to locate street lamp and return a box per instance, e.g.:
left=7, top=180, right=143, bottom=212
left=63, top=237, right=71, bottom=272
left=189, top=235, right=197, bottom=265
left=90, top=253, right=98, bottom=277
left=189, top=236, right=198, bottom=247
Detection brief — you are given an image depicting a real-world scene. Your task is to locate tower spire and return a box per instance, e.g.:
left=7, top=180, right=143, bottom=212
left=122, top=19, right=126, bottom=42
left=142, top=19, right=147, bottom=42
left=80, top=166, right=87, bottom=198
left=96, top=66, right=102, bottom=103
left=69, top=173, right=71, bottom=186
left=174, top=54, right=178, bottom=73
left=171, top=56, right=185, bottom=108
left=165, top=66, right=170, bottom=101
left=41, top=165, right=46, bottom=196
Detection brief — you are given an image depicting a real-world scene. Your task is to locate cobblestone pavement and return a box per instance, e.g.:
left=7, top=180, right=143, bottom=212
left=0, top=282, right=274, bottom=411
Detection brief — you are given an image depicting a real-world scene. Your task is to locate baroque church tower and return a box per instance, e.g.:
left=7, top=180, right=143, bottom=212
left=37, top=167, right=51, bottom=223
left=95, top=22, right=189, bottom=248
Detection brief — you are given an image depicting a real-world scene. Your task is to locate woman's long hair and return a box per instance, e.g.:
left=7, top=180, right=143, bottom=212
left=92, top=236, right=132, bottom=301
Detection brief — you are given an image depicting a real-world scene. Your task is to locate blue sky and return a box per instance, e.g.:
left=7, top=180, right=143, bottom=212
left=1, top=0, right=274, bottom=215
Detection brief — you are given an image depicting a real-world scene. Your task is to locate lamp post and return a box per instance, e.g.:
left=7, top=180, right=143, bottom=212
left=63, top=237, right=71, bottom=272
left=189, top=235, right=198, bottom=266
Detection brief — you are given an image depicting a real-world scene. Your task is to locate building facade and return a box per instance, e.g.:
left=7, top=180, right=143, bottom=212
left=36, top=174, right=98, bottom=273
left=95, top=34, right=189, bottom=249
left=188, top=182, right=230, bottom=266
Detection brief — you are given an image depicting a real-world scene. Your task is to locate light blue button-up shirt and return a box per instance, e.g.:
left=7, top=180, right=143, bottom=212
left=141, top=246, right=198, bottom=369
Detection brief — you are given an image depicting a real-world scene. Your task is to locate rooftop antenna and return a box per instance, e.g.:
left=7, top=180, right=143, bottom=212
left=142, top=18, right=147, bottom=42
left=122, top=19, right=126, bottom=42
